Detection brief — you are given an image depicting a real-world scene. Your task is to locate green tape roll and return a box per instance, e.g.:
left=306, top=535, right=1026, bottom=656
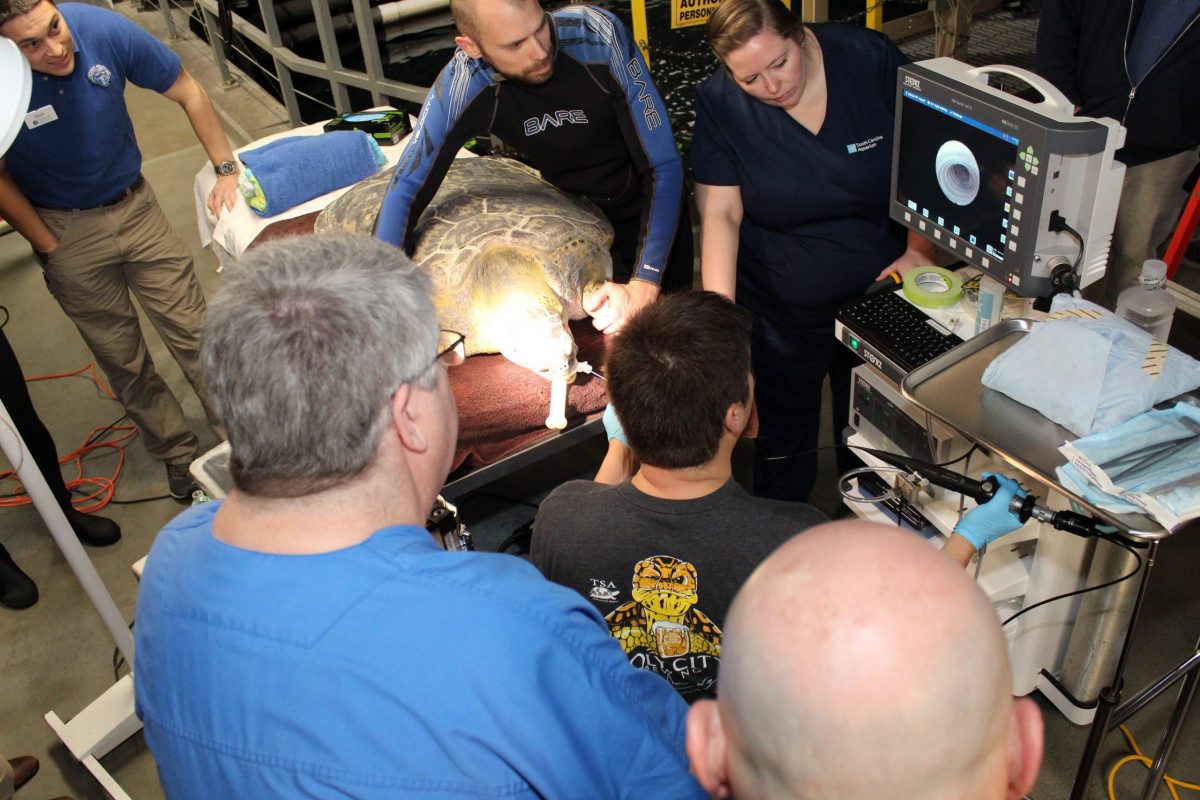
left=902, top=266, right=963, bottom=308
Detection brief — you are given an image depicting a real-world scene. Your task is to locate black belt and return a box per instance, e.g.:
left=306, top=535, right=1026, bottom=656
left=37, top=175, right=145, bottom=212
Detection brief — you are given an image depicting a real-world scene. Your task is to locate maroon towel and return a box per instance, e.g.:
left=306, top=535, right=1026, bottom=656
left=449, top=320, right=608, bottom=470
left=253, top=215, right=609, bottom=471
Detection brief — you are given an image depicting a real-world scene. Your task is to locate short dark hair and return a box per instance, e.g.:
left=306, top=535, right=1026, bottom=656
left=0, top=0, right=48, bottom=28
left=607, top=291, right=753, bottom=469
left=706, top=0, right=804, bottom=62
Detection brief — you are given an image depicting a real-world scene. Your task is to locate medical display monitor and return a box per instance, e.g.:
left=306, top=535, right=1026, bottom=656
left=891, top=59, right=1125, bottom=298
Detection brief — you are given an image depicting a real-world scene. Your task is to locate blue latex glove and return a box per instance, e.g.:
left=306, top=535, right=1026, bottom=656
left=954, top=472, right=1028, bottom=550
left=602, top=404, right=628, bottom=447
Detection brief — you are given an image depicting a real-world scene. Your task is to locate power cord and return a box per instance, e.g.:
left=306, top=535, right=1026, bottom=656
left=1107, top=723, right=1200, bottom=799
left=457, top=493, right=540, bottom=554
left=109, top=493, right=172, bottom=504
left=839, top=442, right=1147, bottom=634
left=496, top=519, right=534, bottom=555
left=0, top=364, right=156, bottom=512
left=1049, top=210, right=1085, bottom=276
left=1002, top=533, right=1143, bottom=627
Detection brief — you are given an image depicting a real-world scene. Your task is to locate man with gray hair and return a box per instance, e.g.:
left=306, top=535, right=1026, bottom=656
left=133, top=235, right=706, bottom=799
left=686, top=519, right=1044, bottom=800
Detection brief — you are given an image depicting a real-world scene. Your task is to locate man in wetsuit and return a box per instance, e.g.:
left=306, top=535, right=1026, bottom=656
left=374, top=0, right=692, bottom=333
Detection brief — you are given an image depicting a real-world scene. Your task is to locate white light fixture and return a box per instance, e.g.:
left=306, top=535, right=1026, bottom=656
left=1, top=38, right=32, bottom=153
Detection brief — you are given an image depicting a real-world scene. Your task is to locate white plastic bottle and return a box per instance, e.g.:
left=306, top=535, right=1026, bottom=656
left=1116, top=258, right=1176, bottom=341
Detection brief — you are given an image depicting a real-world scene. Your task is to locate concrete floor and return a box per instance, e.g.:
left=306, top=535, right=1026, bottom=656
left=1, top=2, right=1198, bottom=800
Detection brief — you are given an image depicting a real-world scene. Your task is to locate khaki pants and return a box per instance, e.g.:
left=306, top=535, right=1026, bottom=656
left=1094, top=146, right=1200, bottom=309
left=37, top=179, right=212, bottom=464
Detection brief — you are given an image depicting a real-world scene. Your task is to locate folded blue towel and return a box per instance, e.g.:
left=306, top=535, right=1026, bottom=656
left=238, top=130, right=385, bottom=217
left=982, top=295, right=1200, bottom=436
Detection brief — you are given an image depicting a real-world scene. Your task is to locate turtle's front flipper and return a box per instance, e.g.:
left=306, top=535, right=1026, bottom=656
left=547, top=238, right=611, bottom=321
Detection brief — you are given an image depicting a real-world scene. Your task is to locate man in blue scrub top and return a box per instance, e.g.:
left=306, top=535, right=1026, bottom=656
left=134, top=235, right=706, bottom=800
left=0, top=0, right=240, bottom=500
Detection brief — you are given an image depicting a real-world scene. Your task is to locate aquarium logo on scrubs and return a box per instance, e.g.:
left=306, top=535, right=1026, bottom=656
left=847, top=134, right=884, bottom=154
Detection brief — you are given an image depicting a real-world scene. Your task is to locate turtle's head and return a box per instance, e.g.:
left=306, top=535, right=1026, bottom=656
left=469, top=245, right=580, bottom=377
left=496, top=303, right=579, bottom=378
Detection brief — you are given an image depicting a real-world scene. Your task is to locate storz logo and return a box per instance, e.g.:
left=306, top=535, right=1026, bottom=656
left=903, top=74, right=921, bottom=91
left=861, top=347, right=884, bottom=370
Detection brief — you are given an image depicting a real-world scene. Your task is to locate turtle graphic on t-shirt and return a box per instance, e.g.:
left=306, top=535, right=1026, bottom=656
left=605, top=555, right=721, bottom=659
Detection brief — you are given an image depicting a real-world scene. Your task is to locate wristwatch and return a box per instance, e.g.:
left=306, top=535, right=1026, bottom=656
left=214, top=159, right=238, bottom=177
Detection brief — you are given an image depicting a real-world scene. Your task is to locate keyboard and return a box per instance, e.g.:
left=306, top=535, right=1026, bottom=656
left=836, top=290, right=965, bottom=384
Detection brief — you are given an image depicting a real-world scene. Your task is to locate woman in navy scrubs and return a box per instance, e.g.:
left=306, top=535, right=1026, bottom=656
left=691, top=0, right=935, bottom=503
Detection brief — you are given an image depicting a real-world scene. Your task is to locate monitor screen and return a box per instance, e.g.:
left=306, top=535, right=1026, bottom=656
left=890, top=59, right=1124, bottom=298
left=895, top=89, right=1020, bottom=266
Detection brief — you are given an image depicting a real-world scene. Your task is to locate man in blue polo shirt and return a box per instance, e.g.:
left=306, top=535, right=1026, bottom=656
left=0, top=0, right=240, bottom=500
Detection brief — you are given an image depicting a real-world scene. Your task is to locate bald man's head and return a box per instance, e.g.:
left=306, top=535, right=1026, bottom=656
left=687, top=521, right=1043, bottom=800
left=450, top=0, right=554, bottom=85
left=449, top=0, right=483, bottom=41
left=450, top=0, right=536, bottom=46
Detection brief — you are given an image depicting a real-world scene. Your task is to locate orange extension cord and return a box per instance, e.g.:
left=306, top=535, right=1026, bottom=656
left=1108, top=724, right=1200, bottom=800
left=0, top=363, right=137, bottom=513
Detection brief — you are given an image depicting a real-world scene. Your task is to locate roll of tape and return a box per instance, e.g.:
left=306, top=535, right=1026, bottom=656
left=902, top=266, right=963, bottom=308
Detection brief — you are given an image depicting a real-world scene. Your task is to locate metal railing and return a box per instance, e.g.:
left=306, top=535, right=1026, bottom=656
left=151, top=0, right=996, bottom=126
left=156, top=0, right=439, bottom=126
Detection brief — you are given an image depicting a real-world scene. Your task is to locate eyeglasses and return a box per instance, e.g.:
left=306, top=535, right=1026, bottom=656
left=434, top=329, right=466, bottom=367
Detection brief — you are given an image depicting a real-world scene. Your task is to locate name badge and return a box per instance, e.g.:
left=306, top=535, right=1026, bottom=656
left=25, top=105, right=58, bottom=130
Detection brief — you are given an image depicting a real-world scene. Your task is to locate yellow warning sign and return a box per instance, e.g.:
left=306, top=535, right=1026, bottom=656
left=671, top=0, right=722, bottom=28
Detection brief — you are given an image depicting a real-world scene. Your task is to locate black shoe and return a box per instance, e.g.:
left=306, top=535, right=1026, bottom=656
left=64, top=508, right=122, bottom=546
left=8, top=754, right=39, bottom=789
left=0, top=545, right=38, bottom=610
left=166, top=462, right=199, bottom=503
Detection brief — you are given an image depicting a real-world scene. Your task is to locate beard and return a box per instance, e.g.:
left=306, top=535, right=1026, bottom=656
left=514, top=61, right=554, bottom=85
left=482, top=47, right=555, bottom=85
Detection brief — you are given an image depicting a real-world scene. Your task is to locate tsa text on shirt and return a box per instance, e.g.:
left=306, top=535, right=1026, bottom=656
left=523, top=109, right=589, bottom=136
left=626, top=59, right=664, bottom=129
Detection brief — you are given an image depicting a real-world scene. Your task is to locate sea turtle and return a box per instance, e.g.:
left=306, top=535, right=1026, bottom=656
left=315, top=156, right=612, bottom=378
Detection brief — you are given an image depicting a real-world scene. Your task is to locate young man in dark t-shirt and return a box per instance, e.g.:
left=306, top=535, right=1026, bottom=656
left=532, top=291, right=826, bottom=700
left=532, top=291, right=1024, bottom=700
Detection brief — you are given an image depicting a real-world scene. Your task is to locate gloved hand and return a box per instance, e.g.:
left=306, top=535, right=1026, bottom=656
left=602, top=404, right=628, bottom=447
left=954, top=471, right=1028, bottom=550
